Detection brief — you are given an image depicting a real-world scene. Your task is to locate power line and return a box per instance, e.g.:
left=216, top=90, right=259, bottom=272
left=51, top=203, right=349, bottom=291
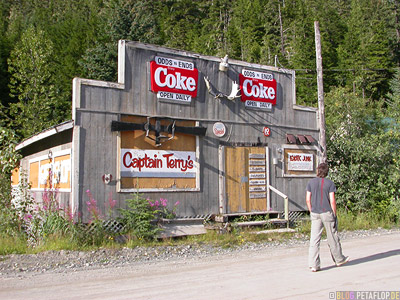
left=294, top=68, right=395, bottom=73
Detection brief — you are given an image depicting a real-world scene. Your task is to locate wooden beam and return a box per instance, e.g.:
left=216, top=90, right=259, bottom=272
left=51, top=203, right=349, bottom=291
left=314, top=21, right=327, bottom=163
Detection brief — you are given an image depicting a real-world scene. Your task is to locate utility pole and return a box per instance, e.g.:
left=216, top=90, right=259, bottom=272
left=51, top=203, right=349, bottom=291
left=314, top=21, right=327, bottom=163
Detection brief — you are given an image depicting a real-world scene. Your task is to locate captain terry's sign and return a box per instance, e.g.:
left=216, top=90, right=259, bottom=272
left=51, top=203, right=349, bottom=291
left=239, top=69, right=277, bottom=110
left=150, top=56, right=199, bottom=104
left=121, top=149, right=197, bottom=178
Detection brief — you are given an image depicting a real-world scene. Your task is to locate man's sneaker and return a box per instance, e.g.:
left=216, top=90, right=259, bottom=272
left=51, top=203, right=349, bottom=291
left=336, top=256, right=350, bottom=267
left=310, top=267, right=320, bottom=272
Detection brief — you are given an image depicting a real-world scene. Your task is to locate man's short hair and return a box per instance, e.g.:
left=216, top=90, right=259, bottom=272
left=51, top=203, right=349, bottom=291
left=317, top=163, right=329, bottom=178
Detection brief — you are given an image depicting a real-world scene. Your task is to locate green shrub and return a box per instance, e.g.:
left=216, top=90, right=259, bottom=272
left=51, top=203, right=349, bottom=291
left=118, top=191, right=160, bottom=241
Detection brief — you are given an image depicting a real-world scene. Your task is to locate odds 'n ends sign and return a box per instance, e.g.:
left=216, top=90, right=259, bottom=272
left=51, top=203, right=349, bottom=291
left=239, top=69, right=277, bottom=111
left=150, top=56, right=199, bottom=104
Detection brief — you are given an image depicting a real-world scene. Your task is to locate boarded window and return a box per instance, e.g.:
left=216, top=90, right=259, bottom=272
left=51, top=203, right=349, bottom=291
left=29, top=150, right=71, bottom=191
left=119, top=115, right=199, bottom=192
left=11, top=167, right=20, bottom=186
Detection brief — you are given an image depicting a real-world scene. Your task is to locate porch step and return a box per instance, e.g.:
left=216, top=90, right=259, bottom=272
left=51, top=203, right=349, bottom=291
left=253, top=228, right=296, bottom=234
left=158, top=218, right=207, bottom=238
left=234, top=218, right=288, bottom=228
left=214, top=211, right=282, bottom=223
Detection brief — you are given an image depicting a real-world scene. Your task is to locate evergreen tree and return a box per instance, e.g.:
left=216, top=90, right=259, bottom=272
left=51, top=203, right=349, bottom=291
left=8, top=25, right=64, bottom=138
left=337, top=0, right=393, bottom=100
left=260, top=0, right=288, bottom=67
left=285, top=0, right=317, bottom=106
left=193, top=0, right=232, bottom=57
left=158, top=0, right=203, bottom=51
left=80, top=0, right=162, bottom=81
left=228, top=0, right=265, bottom=62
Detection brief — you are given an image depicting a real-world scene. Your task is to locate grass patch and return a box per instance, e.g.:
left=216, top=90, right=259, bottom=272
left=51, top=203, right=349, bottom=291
left=0, top=210, right=398, bottom=255
left=339, top=209, right=395, bottom=231
left=0, top=234, right=28, bottom=255
left=294, top=208, right=398, bottom=236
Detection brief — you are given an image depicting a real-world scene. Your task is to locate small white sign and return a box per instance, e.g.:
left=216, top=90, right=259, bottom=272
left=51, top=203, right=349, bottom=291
left=249, top=180, right=266, bottom=186
left=157, top=91, right=191, bottom=103
left=249, top=160, right=265, bottom=166
left=245, top=100, right=272, bottom=110
left=154, top=56, right=194, bottom=70
left=249, top=186, right=266, bottom=192
left=213, top=122, right=226, bottom=137
left=249, top=173, right=266, bottom=179
left=249, top=193, right=266, bottom=199
left=249, top=166, right=266, bottom=172
left=287, top=153, right=314, bottom=171
left=242, top=69, right=274, bottom=81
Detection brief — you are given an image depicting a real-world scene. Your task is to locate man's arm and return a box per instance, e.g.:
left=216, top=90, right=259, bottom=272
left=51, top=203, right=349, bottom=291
left=306, top=191, right=312, bottom=212
left=329, top=192, right=337, bottom=216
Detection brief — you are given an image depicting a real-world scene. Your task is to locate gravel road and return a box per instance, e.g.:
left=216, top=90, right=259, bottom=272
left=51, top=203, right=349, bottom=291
left=1, top=227, right=399, bottom=279
left=1, top=227, right=400, bottom=300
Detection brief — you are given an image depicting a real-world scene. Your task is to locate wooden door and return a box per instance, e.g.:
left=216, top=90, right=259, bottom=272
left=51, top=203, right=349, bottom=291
left=225, top=146, right=267, bottom=213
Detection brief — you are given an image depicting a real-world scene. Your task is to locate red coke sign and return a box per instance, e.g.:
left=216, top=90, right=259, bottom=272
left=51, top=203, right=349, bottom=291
left=239, top=69, right=277, bottom=105
left=150, top=56, right=199, bottom=101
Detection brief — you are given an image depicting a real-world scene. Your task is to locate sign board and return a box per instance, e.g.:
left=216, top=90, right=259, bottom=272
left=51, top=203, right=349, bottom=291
left=287, top=153, right=314, bottom=171
left=150, top=56, right=199, bottom=104
left=213, top=122, right=226, bottom=137
left=247, top=151, right=267, bottom=201
left=240, top=69, right=277, bottom=110
left=263, top=127, right=271, bottom=137
left=28, top=149, right=71, bottom=191
left=121, top=149, right=197, bottom=178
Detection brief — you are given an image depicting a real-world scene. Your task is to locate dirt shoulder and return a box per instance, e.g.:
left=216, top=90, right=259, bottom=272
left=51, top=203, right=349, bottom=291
left=1, top=227, right=399, bottom=279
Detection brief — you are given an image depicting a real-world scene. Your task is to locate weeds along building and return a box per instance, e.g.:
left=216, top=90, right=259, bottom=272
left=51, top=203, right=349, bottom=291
left=12, top=41, right=320, bottom=223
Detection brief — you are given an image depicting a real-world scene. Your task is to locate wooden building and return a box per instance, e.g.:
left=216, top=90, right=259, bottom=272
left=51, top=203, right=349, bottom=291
left=13, top=41, right=320, bottom=223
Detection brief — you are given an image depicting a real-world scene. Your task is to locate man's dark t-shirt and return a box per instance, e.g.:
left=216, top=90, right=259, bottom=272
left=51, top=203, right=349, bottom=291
left=306, top=177, right=336, bottom=213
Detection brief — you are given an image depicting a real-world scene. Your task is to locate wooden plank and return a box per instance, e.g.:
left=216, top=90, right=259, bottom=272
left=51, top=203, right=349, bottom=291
left=226, top=146, right=248, bottom=213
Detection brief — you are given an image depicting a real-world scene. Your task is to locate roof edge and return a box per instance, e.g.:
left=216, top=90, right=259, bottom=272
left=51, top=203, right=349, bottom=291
left=15, top=120, right=74, bottom=151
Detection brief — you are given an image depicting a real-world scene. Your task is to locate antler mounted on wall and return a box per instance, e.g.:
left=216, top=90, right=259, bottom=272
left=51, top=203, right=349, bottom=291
left=204, top=76, right=241, bottom=101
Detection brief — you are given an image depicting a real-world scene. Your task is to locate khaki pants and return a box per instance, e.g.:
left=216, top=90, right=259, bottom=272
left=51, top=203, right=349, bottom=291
left=309, top=211, right=346, bottom=269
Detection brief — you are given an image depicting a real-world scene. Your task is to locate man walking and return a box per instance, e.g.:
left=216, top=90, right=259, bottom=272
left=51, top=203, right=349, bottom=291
left=306, top=163, right=349, bottom=272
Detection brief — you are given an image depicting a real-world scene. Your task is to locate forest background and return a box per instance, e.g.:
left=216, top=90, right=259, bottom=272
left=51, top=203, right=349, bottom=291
left=0, top=0, right=400, bottom=221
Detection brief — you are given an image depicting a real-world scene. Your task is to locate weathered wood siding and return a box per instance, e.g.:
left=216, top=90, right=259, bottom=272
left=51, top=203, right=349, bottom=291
left=73, top=41, right=318, bottom=221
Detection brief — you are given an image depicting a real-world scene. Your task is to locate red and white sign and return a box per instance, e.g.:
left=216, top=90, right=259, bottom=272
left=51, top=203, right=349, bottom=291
left=263, top=127, right=271, bottom=137
left=150, top=56, right=198, bottom=103
left=240, top=69, right=277, bottom=109
left=287, top=153, right=313, bottom=171
left=121, top=149, right=197, bottom=178
left=213, top=122, right=226, bottom=137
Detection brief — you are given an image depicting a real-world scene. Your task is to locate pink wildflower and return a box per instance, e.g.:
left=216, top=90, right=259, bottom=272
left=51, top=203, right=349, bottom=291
left=24, top=214, right=33, bottom=221
left=160, top=198, right=168, bottom=207
left=174, top=201, right=180, bottom=206
left=107, top=192, right=117, bottom=209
